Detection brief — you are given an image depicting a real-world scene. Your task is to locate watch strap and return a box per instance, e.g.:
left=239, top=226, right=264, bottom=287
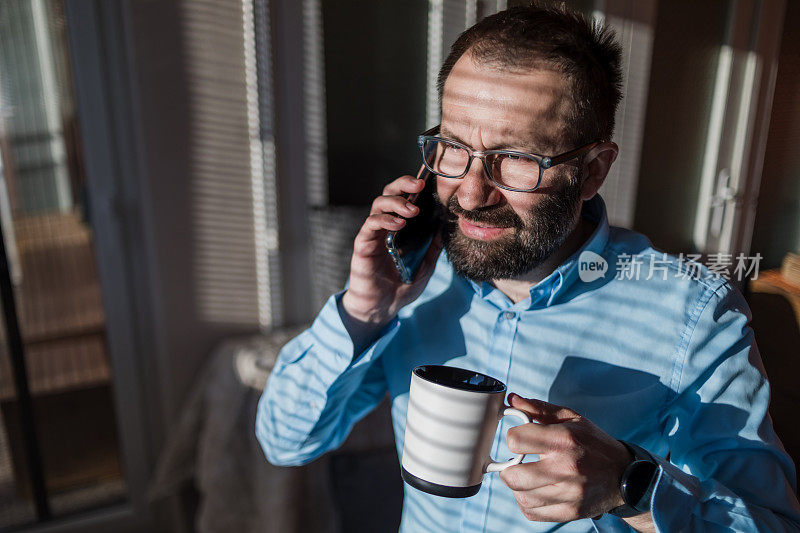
left=621, top=440, right=655, bottom=463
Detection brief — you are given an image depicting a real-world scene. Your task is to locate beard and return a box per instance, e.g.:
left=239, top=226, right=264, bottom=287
left=435, top=173, right=583, bottom=283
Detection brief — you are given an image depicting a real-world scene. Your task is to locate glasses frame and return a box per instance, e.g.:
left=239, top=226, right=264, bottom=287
left=417, top=125, right=602, bottom=193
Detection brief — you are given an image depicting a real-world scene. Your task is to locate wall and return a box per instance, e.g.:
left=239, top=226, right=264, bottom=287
left=633, top=0, right=731, bottom=253
left=323, top=0, right=429, bottom=207
left=750, top=0, right=800, bottom=269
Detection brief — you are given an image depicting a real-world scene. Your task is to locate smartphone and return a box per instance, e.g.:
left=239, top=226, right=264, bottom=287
left=385, top=163, right=442, bottom=284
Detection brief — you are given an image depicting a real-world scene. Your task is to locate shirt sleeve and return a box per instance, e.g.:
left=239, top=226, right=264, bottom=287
left=255, top=291, right=400, bottom=466
left=649, top=282, right=800, bottom=532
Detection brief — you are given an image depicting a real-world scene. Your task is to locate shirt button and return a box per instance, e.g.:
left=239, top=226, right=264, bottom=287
left=502, top=311, right=516, bottom=321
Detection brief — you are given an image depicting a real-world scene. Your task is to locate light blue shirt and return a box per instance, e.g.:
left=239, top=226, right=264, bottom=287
left=256, top=195, right=800, bottom=532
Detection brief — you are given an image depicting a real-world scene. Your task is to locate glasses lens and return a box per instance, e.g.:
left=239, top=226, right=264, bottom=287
left=424, top=139, right=469, bottom=177
left=488, top=152, right=541, bottom=190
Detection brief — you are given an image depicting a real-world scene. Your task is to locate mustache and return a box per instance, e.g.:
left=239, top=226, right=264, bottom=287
left=444, top=194, right=523, bottom=228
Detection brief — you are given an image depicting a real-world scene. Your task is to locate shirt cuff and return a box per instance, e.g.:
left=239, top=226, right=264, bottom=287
left=647, top=455, right=701, bottom=532
left=589, top=455, right=694, bottom=532
left=306, top=290, right=401, bottom=368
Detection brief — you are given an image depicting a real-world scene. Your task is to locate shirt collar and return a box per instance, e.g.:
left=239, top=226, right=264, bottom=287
left=465, top=194, right=610, bottom=310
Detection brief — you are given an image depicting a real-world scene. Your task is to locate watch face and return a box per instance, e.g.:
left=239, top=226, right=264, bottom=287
left=622, top=460, right=659, bottom=510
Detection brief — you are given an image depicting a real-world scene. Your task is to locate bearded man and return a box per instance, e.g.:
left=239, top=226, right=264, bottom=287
left=256, top=5, right=800, bottom=532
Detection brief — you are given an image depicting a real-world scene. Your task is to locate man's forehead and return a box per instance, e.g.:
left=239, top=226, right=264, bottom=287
left=441, top=54, right=572, bottom=151
left=443, top=60, right=568, bottom=99
left=439, top=117, right=558, bottom=153
left=441, top=82, right=566, bottom=124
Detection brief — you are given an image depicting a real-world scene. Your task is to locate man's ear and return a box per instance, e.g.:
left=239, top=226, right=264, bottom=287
left=580, top=142, right=618, bottom=201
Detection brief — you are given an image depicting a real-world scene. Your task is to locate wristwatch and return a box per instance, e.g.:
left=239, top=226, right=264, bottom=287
left=607, top=441, right=659, bottom=518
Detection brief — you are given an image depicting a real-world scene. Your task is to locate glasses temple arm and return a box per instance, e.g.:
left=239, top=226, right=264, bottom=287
left=548, top=140, right=603, bottom=166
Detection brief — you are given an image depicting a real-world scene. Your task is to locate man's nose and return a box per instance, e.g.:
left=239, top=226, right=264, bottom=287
left=456, top=156, right=501, bottom=211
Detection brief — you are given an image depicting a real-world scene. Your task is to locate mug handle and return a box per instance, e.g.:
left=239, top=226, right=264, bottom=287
left=485, top=407, right=532, bottom=473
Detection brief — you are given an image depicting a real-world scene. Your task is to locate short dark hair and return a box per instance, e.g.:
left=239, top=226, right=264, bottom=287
left=437, top=3, right=622, bottom=148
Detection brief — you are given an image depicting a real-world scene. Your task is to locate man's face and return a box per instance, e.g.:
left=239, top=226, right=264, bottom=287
left=435, top=54, right=584, bottom=282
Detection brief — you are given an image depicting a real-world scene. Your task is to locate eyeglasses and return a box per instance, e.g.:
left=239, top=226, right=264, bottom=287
left=417, top=125, right=601, bottom=193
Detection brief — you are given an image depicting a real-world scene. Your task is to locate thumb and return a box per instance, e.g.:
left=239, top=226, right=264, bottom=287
left=507, top=393, right=578, bottom=425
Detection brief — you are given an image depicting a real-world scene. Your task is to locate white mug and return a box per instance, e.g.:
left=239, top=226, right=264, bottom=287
left=401, top=365, right=532, bottom=498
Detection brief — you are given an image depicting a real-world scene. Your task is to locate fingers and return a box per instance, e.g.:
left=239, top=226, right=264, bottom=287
left=508, top=393, right=578, bottom=424
left=354, top=175, right=427, bottom=252
left=515, top=503, right=583, bottom=523
left=382, top=174, right=426, bottom=197
left=369, top=194, right=420, bottom=217
left=511, top=482, right=569, bottom=511
left=504, top=395, right=586, bottom=456
left=505, top=417, right=586, bottom=455
left=362, top=213, right=406, bottom=232
left=353, top=213, right=407, bottom=255
left=499, top=460, right=562, bottom=492
left=506, top=475, right=599, bottom=523
left=500, top=463, right=593, bottom=522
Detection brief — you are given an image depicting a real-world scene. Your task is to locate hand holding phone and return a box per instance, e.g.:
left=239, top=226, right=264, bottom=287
left=340, top=171, right=444, bottom=349
left=385, top=164, right=442, bottom=283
